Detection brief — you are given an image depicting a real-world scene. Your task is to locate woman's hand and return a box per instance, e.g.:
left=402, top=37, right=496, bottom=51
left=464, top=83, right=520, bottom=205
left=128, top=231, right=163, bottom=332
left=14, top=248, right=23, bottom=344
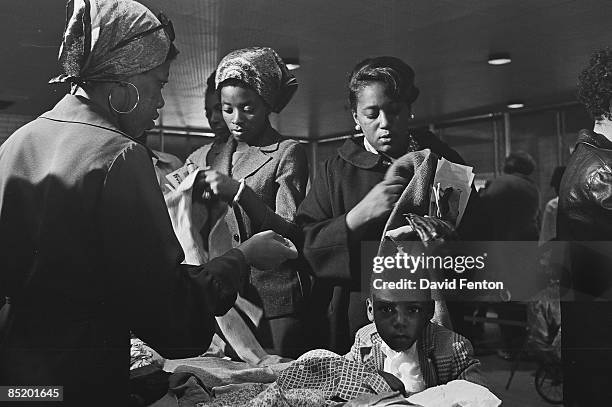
left=204, top=169, right=241, bottom=202
left=346, top=177, right=405, bottom=231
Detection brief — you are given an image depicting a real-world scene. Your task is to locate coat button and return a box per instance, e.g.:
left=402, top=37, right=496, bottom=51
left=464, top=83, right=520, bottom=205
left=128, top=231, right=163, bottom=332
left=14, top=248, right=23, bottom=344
left=233, top=234, right=240, bottom=242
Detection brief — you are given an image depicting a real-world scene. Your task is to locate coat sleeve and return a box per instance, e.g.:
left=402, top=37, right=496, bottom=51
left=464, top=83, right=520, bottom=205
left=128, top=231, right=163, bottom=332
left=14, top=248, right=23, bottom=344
left=451, top=336, right=488, bottom=388
left=296, top=160, right=353, bottom=281
left=100, top=143, right=248, bottom=358
left=236, top=141, right=308, bottom=241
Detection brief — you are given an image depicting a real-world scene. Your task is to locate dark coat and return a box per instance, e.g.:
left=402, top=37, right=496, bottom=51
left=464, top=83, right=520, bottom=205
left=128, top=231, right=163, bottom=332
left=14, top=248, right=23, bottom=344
left=205, top=127, right=310, bottom=318
left=557, top=129, right=612, bottom=395
left=0, top=95, right=247, bottom=405
left=479, top=173, right=540, bottom=241
left=296, top=131, right=484, bottom=352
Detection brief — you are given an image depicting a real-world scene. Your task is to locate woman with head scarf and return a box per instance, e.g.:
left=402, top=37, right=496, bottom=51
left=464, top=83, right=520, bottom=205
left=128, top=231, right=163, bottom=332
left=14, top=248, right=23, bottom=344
left=296, top=56, right=486, bottom=353
left=196, top=47, right=309, bottom=358
left=0, top=1, right=296, bottom=404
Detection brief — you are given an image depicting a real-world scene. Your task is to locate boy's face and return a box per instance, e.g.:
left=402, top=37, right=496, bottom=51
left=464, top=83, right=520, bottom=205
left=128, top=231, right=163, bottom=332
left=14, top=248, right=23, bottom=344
left=368, top=293, right=433, bottom=352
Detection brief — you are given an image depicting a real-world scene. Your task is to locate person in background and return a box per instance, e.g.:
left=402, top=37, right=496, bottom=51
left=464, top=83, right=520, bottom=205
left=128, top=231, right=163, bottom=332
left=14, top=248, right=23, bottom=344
left=188, top=70, right=230, bottom=166
left=480, top=151, right=541, bottom=241
left=539, top=166, right=566, bottom=245
left=557, top=47, right=612, bottom=405
left=0, top=2, right=296, bottom=404
left=196, top=47, right=310, bottom=358
left=296, top=56, right=486, bottom=353
left=479, top=151, right=541, bottom=360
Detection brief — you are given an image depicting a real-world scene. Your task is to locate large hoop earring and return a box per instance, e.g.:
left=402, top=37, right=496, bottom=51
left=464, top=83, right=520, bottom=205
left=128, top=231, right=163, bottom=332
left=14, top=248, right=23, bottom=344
left=108, top=82, right=140, bottom=114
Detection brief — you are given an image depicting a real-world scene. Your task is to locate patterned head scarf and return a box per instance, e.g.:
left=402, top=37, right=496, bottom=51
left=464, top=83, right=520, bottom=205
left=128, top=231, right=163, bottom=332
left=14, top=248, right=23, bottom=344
left=49, top=0, right=174, bottom=84
left=215, top=47, right=298, bottom=113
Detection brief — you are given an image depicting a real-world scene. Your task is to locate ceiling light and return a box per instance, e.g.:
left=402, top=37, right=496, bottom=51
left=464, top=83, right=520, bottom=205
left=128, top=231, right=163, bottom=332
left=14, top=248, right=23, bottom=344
left=488, top=53, right=512, bottom=65
left=507, top=101, right=524, bottom=109
left=283, top=57, right=300, bottom=70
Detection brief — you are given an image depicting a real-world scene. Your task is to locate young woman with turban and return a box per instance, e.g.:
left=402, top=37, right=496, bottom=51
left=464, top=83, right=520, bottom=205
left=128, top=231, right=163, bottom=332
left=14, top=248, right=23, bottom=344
left=0, top=2, right=296, bottom=404
left=296, top=56, right=486, bottom=353
left=197, top=47, right=310, bottom=358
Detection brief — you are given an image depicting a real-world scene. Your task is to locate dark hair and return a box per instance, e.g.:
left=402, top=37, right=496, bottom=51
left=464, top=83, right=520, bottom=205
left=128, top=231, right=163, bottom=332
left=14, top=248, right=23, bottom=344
left=205, top=70, right=216, bottom=95
left=550, top=166, right=566, bottom=195
left=165, top=43, right=179, bottom=62
left=578, top=48, right=612, bottom=121
left=503, top=151, right=536, bottom=176
left=348, top=56, right=420, bottom=111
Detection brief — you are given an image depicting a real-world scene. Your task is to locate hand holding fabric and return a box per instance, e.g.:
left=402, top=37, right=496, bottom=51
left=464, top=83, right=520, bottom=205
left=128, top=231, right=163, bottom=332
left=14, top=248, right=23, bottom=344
left=237, top=230, right=298, bottom=269
left=202, top=169, right=241, bottom=202
left=347, top=177, right=406, bottom=231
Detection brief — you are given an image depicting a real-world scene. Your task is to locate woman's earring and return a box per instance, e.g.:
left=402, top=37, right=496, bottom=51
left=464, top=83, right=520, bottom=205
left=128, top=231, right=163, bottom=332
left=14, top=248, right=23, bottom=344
left=409, top=112, right=415, bottom=120
left=354, top=124, right=361, bottom=132
left=109, top=82, right=140, bottom=114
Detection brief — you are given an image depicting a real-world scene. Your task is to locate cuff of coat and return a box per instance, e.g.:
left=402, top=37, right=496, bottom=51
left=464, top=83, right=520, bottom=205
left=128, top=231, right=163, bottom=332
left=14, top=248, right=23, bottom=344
left=224, top=247, right=249, bottom=283
left=304, top=214, right=352, bottom=281
left=236, top=185, right=293, bottom=238
left=211, top=248, right=250, bottom=315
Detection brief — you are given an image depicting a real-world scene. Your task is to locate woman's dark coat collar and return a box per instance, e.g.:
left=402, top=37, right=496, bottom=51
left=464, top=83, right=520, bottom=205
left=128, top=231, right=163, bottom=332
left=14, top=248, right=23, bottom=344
left=578, top=128, right=612, bottom=151
left=338, top=137, right=383, bottom=169
left=41, top=94, right=155, bottom=158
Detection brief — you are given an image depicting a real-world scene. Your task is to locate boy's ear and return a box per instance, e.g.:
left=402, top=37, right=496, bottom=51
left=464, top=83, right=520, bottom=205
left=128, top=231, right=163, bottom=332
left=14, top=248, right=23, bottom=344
left=366, top=297, right=374, bottom=322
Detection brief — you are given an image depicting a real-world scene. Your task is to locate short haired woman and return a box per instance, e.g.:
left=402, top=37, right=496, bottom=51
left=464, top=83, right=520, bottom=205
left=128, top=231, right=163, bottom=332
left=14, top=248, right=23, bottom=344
left=297, top=56, right=481, bottom=352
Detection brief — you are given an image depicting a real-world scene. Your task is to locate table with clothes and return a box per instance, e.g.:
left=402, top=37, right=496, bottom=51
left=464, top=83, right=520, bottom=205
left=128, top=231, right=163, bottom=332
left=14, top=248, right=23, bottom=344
left=130, top=151, right=500, bottom=407
left=129, top=337, right=499, bottom=407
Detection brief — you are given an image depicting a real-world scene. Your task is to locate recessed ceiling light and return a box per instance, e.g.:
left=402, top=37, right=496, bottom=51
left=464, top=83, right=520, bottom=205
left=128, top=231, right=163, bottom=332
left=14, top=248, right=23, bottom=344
left=283, top=57, right=300, bottom=70
left=488, top=53, right=512, bottom=65
left=507, top=102, right=524, bottom=109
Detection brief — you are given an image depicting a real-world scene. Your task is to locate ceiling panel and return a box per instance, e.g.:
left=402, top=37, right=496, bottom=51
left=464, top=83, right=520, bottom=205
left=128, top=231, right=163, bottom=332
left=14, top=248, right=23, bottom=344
left=2, top=0, right=611, bottom=139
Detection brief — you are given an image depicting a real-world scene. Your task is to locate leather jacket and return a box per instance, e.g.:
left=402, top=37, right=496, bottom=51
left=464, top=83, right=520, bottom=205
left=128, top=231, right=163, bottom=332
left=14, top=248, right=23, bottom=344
left=557, top=129, right=612, bottom=299
left=558, top=129, right=612, bottom=241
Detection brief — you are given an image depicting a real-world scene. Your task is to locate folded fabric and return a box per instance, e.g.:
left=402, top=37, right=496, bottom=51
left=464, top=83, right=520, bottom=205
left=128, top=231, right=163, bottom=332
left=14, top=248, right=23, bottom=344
left=406, top=380, right=501, bottom=407
left=163, top=169, right=229, bottom=265
left=246, top=383, right=325, bottom=407
left=376, top=151, right=453, bottom=329
left=164, top=357, right=277, bottom=389
left=276, top=349, right=392, bottom=403
left=199, top=383, right=271, bottom=407
left=344, top=391, right=420, bottom=406
left=131, top=336, right=165, bottom=370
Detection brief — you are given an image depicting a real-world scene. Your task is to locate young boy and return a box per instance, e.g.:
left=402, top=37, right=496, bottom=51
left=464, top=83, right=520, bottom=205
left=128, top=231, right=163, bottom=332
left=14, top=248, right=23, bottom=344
left=345, top=268, right=486, bottom=393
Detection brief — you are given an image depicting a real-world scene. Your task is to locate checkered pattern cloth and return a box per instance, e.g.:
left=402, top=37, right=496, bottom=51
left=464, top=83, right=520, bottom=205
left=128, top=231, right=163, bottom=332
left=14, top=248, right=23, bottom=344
left=345, top=322, right=487, bottom=388
left=276, top=349, right=392, bottom=404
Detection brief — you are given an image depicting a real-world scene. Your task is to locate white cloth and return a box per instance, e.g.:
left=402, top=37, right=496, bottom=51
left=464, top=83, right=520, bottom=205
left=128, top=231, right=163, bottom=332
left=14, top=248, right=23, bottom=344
left=407, top=380, right=501, bottom=407
left=163, top=169, right=229, bottom=265
left=381, top=341, right=426, bottom=393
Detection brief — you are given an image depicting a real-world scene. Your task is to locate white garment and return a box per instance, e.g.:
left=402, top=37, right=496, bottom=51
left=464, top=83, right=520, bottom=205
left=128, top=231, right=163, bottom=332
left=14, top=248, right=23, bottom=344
left=381, top=341, right=426, bottom=393
left=363, top=136, right=396, bottom=163
left=363, top=137, right=379, bottom=155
